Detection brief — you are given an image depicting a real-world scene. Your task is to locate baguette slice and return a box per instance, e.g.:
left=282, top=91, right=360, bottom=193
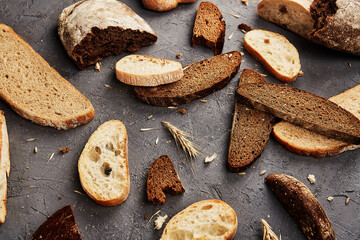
left=142, top=0, right=197, bottom=12
left=78, top=120, right=129, bottom=206
left=134, top=51, right=241, bottom=106
left=0, top=24, right=95, bottom=130
left=265, top=173, right=335, bottom=240
left=0, top=111, right=10, bottom=223
left=244, top=29, right=301, bottom=83
left=160, top=199, right=237, bottom=240
left=273, top=84, right=360, bottom=158
left=228, top=69, right=275, bottom=172
left=30, top=205, right=82, bottom=240
left=236, top=82, right=360, bottom=144
left=115, top=55, right=183, bottom=87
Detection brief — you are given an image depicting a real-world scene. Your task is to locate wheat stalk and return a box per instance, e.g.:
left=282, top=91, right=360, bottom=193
left=262, top=219, right=281, bottom=240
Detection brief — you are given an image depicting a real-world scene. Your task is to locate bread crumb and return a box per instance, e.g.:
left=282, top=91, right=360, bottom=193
left=348, top=62, right=351, bottom=67
left=144, top=214, right=148, bottom=220
left=298, top=70, right=304, bottom=76
left=94, top=61, right=101, bottom=71
left=242, top=0, right=248, bottom=5
left=259, top=170, right=267, bottom=175
left=176, top=53, right=181, bottom=59
left=58, top=196, right=62, bottom=200
left=327, top=196, right=334, bottom=201
left=205, top=153, right=217, bottom=163
left=34, top=147, right=38, bottom=153
left=237, top=172, right=246, bottom=176
left=267, top=214, right=270, bottom=219
left=154, top=214, right=168, bottom=230
left=26, top=166, right=30, bottom=169
left=238, top=23, right=253, bottom=32
left=200, top=99, right=207, bottom=103
left=176, top=108, right=187, bottom=115
left=29, top=186, right=33, bottom=189
left=59, top=146, right=70, bottom=154
left=241, top=29, right=246, bottom=33
left=240, top=52, right=245, bottom=56
left=307, top=174, right=316, bottom=184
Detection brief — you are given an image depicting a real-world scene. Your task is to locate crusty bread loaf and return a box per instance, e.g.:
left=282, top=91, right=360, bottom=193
left=160, top=199, right=237, bottom=240
left=236, top=82, right=360, bottom=144
left=58, top=0, right=158, bottom=69
left=134, top=51, right=241, bottom=106
left=78, top=120, right=129, bottom=206
left=142, top=0, right=197, bottom=12
left=0, top=111, right=9, bottom=223
left=192, top=1, right=226, bottom=55
left=273, top=84, right=360, bottom=158
left=0, top=24, right=95, bottom=130
left=228, top=69, right=274, bottom=172
left=244, top=29, right=301, bottom=83
left=115, top=55, right=183, bottom=87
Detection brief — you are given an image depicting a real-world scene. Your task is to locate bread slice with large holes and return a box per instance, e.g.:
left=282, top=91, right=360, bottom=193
left=160, top=199, right=237, bottom=240
left=0, top=111, right=10, bottom=223
left=78, top=120, right=129, bottom=206
left=244, top=29, right=301, bottom=83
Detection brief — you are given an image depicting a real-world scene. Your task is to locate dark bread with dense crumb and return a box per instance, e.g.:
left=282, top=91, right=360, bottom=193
left=192, top=1, right=226, bottom=55
left=134, top=51, right=241, bottom=106
left=30, top=205, right=82, bottom=240
left=265, top=173, right=335, bottom=240
left=236, top=82, right=360, bottom=144
left=147, top=155, right=185, bottom=204
left=228, top=69, right=274, bottom=172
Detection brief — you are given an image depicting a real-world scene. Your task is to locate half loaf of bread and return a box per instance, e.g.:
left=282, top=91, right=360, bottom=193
left=0, top=112, right=9, bottom=223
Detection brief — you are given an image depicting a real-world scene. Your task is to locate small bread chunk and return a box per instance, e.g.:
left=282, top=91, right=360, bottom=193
left=0, top=112, right=10, bottom=223
left=78, top=120, right=129, bottom=206
left=273, top=84, right=360, bottom=158
left=244, top=29, right=301, bottom=83
left=192, top=1, right=226, bottom=55
left=0, top=24, right=95, bottom=130
left=134, top=51, right=241, bottom=106
left=236, top=82, right=360, bottom=144
left=30, top=205, right=82, bottom=240
left=115, top=55, right=183, bottom=87
left=147, top=155, right=185, bottom=204
left=228, top=69, right=274, bottom=172
left=160, top=200, right=237, bottom=240
left=143, top=0, right=197, bottom=12
left=265, top=173, right=335, bottom=240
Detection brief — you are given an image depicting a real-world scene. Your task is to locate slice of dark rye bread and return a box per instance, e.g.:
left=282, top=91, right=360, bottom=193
left=30, top=205, right=82, bottom=240
left=134, top=51, right=241, bottom=106
left=147, top=155, right=185, bottom=204
left=228, top=69, right=275, bottom=172
left=236, top=83, right=360, bottom=144
left=192, top=1, right=226, bottom=55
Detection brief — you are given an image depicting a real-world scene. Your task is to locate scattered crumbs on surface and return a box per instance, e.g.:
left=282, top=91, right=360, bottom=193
left=168, top=106, right=178, bottom=109
left=104, top=84, right=112, bottom=88
left=200, top=99, right=207, bottom=103
left=176, top=108, right=187, bottom=115
left=176, top=53, right=181, bottom=59
left=147, top=115, right=153, bottom=120
left=259, top=170, right=267, bottom=176
left=267, top=215, right=270, bottom=219
left=252, top=166, right=255, bottom=169
left=228, top=27, right=237, bottom=40
left=155, top=136, right=159, bottom=145
left=237, top=172, right=246, bottom=176
left=241, top=29, right=246, bottom=34
left=348, top=62, right=351, bottom=68
left=74, top=190, right=85, bottom=196
left=46, top=153, right=54, bottom=165
left=29, top=186, right=33, bottom=189
left=130, top=112, right=134, bottom=117
left=94, top=61, right=101, bottom=71
left=58, top=196, right=62, bottom=200
left=224, top=11, right=241, bottom=18
left=167, top=140, right=171, bottom=143
left=34, top=147, right=38, bottom=154
left=307, top=174, right=316, bottom=184
left=27, top=138, right=37, bottom=142
left=146, top=210, right=161, bottom=228
left=26, top=167, right=30, bottom=169
left=205, top=153, right=217, bottom=163
left=242, top=0, right=248, bottom=5
left=238, top=23, right=253, bottom=31
left=144, top=214, right=148, bottom=220
left=154, top=214, right=168, bottom=230
left=240, top=52, right=245, bottom=56
left=346, top=197, right=350, bottom=205
left=59, top=146, right=70, bottom=154
left=327, top=196, right=334, bottom=202
left=298, top=70, right=304, bottom=76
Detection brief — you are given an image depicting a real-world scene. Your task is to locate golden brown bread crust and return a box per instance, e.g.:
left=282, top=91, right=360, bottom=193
left=142, top=0, right=196, bottom=12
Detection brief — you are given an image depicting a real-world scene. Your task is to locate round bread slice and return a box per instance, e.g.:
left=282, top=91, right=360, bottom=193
left=115, top=55, right=183, bottom=86
left=160, top=199, right=237, bottom=240
left=244, top=29, right=301, bottom=83
left=78, top=120, right=129, bottom=206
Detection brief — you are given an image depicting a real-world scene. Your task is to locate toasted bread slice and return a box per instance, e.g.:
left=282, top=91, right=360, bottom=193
left=273, top=85, right=360, bottom=158
left=228, top=69, right=274, bottom=172
left=236, top=82, right=360, bottom=144
left=78, top=120, right=129, bottom=206
left=0, top=24, right=95, bottom=130
left=244, top=29, right=301, bottom=83
left=134, top=51, right=241, bottom=106
left=160, top=199, right=237, bottom=240
left=142, top=0, right=197, bottom=12
left=0, top=111, right=9, bottom=223
left=115, top=55, right=183, bottom=86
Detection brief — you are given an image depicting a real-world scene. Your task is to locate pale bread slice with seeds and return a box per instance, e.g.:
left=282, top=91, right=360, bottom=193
left=0, top=111, right=10, bottom=223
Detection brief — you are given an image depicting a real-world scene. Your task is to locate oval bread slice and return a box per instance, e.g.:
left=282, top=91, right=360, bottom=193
left=115, top=55, right=183, bottom=86
left=160, top=199, right=237, bottom=240
left=244, top=29, right=301, bottom=83
left=78, top=120, right=129, bottom=206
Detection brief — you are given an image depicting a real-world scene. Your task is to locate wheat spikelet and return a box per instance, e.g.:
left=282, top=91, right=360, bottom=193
left=262, top=219, right=281, bottom=240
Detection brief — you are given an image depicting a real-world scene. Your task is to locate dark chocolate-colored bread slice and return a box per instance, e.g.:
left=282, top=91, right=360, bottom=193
left=134, top=51, right=241, bottom=106
left=265, top=173, right=335, bottom=240
left=228, top=69, right=274, bottom=172
left=192, top=1, right=226, bottom=55
left=147, top=155, right=185, bottom=204
left=30, top=205, right=82, bottom=240
left=236, top=82, right=360, bottom=144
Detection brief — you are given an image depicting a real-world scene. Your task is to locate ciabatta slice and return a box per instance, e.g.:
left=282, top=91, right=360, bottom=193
left=78, top=120, right=129, bottom=206
left=160, top=199, right=237, bottom=240
left=0, top=111, right=9, bottom=223
left=244, top=29, right=301, bottom=83
left=115, top=55, right=183, bottom=86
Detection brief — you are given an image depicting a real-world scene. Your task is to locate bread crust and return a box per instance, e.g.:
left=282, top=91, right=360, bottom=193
left=142, top=0, right=196, bottom=12
left=0, top=112, right=9, bottom=223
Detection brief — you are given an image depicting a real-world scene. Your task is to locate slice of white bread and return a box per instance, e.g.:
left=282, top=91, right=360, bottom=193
left=273, top=85, right=360, bottom=158
left=160, top=199, right=237, bottom=240
left=0, top=24, right=95, bottom=130
left=244, top=29, right=301, bottom=83
left=78, top=120, right=129, bottom=206
left=115, top=55, right=183, bottom=86
left=0, top=111, right=9, bottom=223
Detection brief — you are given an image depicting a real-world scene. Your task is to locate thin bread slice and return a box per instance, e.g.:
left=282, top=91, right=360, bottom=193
left=273, top=85, right=360, bottom=158
left=160, top=199, right=237, bottom=240
left=142, top=0, right=197, bottom=12
left=0, top=24, right=95, bottom=130
left=134, top=51, right=241, bottom=106
left=192, top=1, right=226, bottom=55
left=115, top=55, right=183, bottom=86
left=147, top=155, right=185, bottom=204
left=228, top=69, right=275, bottom=172
left=244, top=29, right=301, bottom=83
left=78, top=120, right=129, bottom=206
left=0, top=111, right=9, bottom=223
left=236, top=82, right=360, bottom=144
